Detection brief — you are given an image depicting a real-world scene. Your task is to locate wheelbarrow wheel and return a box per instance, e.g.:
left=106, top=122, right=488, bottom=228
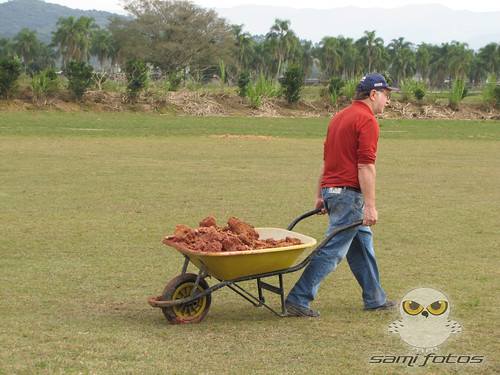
left=160, top=273, right=211, bottom=324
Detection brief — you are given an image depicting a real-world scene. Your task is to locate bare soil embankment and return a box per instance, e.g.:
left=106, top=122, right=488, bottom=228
left=1, top=90, right=499, bottom=120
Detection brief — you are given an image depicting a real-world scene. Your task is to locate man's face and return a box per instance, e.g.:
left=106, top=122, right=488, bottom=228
left=372, top=89, right=391, bottom=114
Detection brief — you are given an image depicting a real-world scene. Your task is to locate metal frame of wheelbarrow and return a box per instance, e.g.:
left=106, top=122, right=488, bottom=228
left=150, top=208, right=363, bottom=318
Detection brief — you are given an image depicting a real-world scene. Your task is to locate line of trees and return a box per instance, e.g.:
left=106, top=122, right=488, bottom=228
left=0, top=0, right=499, bottom=89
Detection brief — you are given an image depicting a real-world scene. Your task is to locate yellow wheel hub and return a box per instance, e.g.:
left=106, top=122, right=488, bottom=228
left=172, top=282, right=207, bottom=318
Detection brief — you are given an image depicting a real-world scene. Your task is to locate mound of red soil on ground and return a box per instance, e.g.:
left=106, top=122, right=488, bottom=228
left=162, top=215, right=303, bottom=252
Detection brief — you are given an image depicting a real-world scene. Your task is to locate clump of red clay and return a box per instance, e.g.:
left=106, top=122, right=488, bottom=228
left=162, top=215, right=303, bottom=252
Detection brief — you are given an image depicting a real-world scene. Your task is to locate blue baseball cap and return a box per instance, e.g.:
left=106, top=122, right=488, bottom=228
left=357, top=73, right=398, bottom=91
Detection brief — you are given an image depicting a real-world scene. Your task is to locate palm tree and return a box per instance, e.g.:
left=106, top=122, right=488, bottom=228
left=319, top=36, right=342, bottom=78
left=266, top=18, right=291, bottom=78
left=446, top=41, right=473, bottom=79
left=388, top=37, right=415, bottom=83
left=0, top=38, right=15, bottom=58
left=262, top=37, right=279, bottom=78
left=14, top=28, right=40, bottom=72
left=416, top=43, right=432, bottom=82
left=388, top=37, right=413, bottom=58
left=52, top=16, right=79, bottom=68
left=90, top=29, right=116, bottom=71
left=300, top=40, right=314, bottom=79
left=334, top=36, right=360, bottom=80
left=36, top=42, right=58, bottom=70
left=75, top=16, right=99, bottom=61
left=428, top=43, right=449, bottom=88
left=396, top=48, right=417, bottom=83
left=284, top=32, right=302, bottom=68
left=232, top=24, right=254, bottom=71
left=467, top=56, right=486, bottom=87
left=249, top=42, right=268, bottom=77
left=52, top=16, right=98, bottom=68
left=477, top=43, right=500, bottom=75
left=357, top=30, right=385, bottom=73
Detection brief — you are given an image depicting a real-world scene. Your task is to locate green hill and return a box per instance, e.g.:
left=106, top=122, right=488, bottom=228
left=0, top=0, right=120, bottom=43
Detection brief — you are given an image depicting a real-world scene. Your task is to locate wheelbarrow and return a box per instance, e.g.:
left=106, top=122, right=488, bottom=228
left=148, top=208, right=363, bottom=324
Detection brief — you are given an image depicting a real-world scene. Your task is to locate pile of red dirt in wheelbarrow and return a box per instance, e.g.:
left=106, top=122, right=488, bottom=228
left=162, top=215, right=303, bottom=252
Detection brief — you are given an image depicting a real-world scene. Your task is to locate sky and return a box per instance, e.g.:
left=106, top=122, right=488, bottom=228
left=2, top=0, right=499, bottom=14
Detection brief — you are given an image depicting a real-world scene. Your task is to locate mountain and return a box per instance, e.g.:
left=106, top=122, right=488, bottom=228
left=0, top=0, right=118, bottom=43
left=214, top=4, right=499, bottom=51
left=0, top=0, right=498, bottom=51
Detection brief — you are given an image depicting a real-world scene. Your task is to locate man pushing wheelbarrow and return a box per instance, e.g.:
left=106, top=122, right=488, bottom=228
left=150, top=74, right=398, bottom=324
left=285, top=73, right=398, bottom=317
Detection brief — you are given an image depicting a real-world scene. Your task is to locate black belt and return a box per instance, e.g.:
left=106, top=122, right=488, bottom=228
left=335, top=186, right=362, bottom=194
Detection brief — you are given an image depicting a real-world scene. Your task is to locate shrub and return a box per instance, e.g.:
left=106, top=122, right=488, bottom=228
left=482, top=74, right=498, bottom=108
left=448, top=78, right=466, bottom=111
left=244, top=72, right=280, bottom=107
left=167, top=70, right=183, bottom=92
left=32, top=68, right=60, bottom=99
left=399, top=78, right=416, bottom=101
left=342, top=78, right=358, bottom=99
left=124, top=58, right=149, bottom=102
left=186, top=71, right=202, bottom=91
left=247, top=83, right=261, bottom=108
left=493, top=86, right=500, bottom=109
left=65, top=60, right=94, bottom=101
left=255, top=72, right=281, bottom=98
left=413, top=82, right=427, bottom=101
left=281, top=65, right=304, bottom=104
left=383, top=73, right=395, bottom=88
left=237, top=71, right=250, bottom=98
left=327, top=77, right=345, bottom=106
left=0, top=57, right=21, bottom=98
left=328, top=77, right=345, bottom=96
left=219, top=59, right=226, bottom=88
left=26, top=60, right=44, bottom=77
left=461, top=86, right=468, bottom=99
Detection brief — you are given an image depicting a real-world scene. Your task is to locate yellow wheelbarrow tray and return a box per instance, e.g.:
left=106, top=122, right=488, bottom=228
left=148, top=208, right=363, bottom=324
left=164, top=227, right=317, bottom=280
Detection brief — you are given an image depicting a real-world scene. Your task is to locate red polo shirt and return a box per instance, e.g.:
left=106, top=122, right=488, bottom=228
left=321, top=100, right=379, bottom=189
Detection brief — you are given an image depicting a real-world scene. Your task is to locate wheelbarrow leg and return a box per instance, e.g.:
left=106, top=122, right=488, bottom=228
left=257, top=274, right=287, bottom=316
left=279, top=275, right=286, bottom=315
left=190, top=262, right=206, bottom=299
left=224, top=276, right=288, bottom=317
left=181, top=255, right=190, bottom=274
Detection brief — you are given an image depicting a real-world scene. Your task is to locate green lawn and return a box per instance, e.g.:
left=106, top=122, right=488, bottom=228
left=1, top=113, right=499, bottom=374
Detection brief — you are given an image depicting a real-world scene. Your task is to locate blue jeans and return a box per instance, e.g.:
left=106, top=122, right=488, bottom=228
left=287, top=187, right=386, bottom=309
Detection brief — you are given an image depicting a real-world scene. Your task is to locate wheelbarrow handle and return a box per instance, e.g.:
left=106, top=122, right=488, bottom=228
left=287, top=206, right=323, bottom=231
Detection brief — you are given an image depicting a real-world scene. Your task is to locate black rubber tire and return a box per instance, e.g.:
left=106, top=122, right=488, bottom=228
left=160, top=273, right=211, bottom=324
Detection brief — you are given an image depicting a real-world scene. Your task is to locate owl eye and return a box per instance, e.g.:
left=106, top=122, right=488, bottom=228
left=427, top=300, right=448, bottom=315
left=403, top=300, right=424, bottom=315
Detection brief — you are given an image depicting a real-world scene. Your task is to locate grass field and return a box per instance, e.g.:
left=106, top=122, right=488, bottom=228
left=1, top=112, right=499, bottom=374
